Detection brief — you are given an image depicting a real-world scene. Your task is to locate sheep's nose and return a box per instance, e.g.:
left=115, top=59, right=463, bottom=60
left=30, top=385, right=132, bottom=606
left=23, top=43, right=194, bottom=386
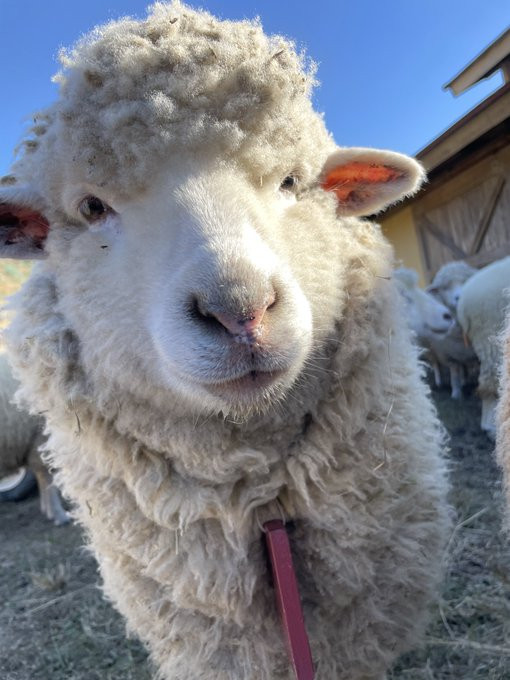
left=193, top=290, right=276, bottom=340
left=443, top=311, right=452, bottom=322
left=213, top=302, right=272, bottom=337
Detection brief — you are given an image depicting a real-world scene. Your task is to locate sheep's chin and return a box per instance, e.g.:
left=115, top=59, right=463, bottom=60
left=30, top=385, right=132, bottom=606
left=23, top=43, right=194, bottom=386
left=214, top=383, right=290, bottom=420
left=203, top=369, right=287, bottom=410
left=165, top=365, right=300, bottom=418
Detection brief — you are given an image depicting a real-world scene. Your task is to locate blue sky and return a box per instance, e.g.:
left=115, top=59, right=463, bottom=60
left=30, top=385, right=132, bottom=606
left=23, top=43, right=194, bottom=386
left=1, top=1, right=509, bottom=175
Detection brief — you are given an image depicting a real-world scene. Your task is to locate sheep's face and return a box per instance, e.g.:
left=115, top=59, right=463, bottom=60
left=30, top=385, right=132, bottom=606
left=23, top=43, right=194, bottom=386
left=395, top=277, right=452, bottom=345
left=60, top=161, right=318, bottom=414
left=429, top=279, right=466, bottom=311
left=428, top=264, right=477, bottom=312
left=1, top=149, right=424, bottom=417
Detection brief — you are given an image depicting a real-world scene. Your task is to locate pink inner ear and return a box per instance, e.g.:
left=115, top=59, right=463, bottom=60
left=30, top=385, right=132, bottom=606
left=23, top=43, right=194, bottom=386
left=0, top=204, right=49, bottom=248
left=321, top=162, right=403, bottom=202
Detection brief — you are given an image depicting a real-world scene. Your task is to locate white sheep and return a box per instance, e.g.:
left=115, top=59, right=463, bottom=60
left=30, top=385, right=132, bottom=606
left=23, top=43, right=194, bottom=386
left=393, top=267, right=463, bottom=389
left=428, top=260, right=477, bottom=311
left=393, top=266, right=453, bottom=345
left=0, top=353, right=69, bottom=524
left=457, top=256, right=510, bottom=438
left=496, top=310, right=510, bottom=511
left=426, top=261, right=478, bottom=399
left=0, top=4, right=450, bottom=679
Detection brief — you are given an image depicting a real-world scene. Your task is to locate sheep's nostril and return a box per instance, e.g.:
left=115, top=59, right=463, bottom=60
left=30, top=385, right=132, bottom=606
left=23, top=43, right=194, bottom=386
left=266, top=289, right=277, bottom=310
left=443, top=312, right=452, bottom=321
left=190, top=287, right=277, bottom=339
left=189, top=297, right=223, bottom=330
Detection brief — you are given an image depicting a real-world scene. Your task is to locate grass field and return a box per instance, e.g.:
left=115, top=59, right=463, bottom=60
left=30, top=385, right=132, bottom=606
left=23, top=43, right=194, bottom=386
left=1, top=389, right=509, bottom=679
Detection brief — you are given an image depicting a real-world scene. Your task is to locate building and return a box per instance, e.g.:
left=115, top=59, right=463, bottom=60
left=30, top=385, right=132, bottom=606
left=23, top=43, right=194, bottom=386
left=380, top=28, right=510, bottom=286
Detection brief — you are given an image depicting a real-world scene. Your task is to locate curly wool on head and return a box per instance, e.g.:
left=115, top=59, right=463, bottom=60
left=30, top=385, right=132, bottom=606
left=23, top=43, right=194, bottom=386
left=392, top=267, right=419, bottom=290
left=13, top=1, right=330, bottom=198
left=430, top=260, right=477, bottom=289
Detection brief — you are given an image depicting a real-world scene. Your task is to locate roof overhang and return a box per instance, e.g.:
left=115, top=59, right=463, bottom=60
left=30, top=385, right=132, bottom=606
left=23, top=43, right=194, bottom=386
left=417, top=80, right=510, bottom=173
left=444, top=28, right=510, bottom=96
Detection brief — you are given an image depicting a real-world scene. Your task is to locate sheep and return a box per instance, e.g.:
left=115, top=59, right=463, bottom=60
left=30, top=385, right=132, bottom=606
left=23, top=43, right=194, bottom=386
left=428, top=260, right=477, bottom=311
left=497, top=309, right=510, bottom=511
left=0, top=3, right=450, bottom=679
left=425, top=322, right=478, bottom=399
left=0, top=353, right=70, bottom=524
left=425, top=261, right=478, bottom=399
left=457, top=256, right=510, bottom=438
left=393, top=266, right=453, bottom=345
left=393, top=267, right=462, bottom=388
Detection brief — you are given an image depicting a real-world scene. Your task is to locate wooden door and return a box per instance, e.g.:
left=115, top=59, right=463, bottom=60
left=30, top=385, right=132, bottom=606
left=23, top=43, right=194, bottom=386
left=414, top=147, right=510, bottom=280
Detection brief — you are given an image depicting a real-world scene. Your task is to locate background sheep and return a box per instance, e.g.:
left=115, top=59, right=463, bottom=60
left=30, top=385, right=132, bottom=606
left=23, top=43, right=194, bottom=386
left=393, top=266, right=461, bottom=389
left=457, top=256, right=510, bottom=438
left=497, top=309, right=510, bottom=513
left=0, top=353, right=69, bottom=525
left=393, top=267, right=453, bottom=348
left=0, top=3, right=449, bottom=679
left=428, top=260, right=477, bottom=311
left=426, top=261, right=478, bottom=398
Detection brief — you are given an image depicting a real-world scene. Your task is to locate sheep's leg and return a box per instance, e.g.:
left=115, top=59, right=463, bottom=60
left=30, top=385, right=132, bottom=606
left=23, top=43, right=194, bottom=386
left=481, top=396, right=497, bottom=440
left=28, top=443, right=71, bottom=525
left=449, top=363, right=462, bottom=399
left=38, top=476, right=71, bottom=525
left=431, top=358, right=442, bottom=388
left=460, top=363, right=466, bottom=388
left=47, top=486, right=71, bottom=525
left=34, top=467, right=71, bottom=525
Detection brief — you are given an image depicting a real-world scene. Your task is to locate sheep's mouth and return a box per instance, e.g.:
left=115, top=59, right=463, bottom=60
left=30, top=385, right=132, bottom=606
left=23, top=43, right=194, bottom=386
left=429, top=325, right=449, bottom=334
left=203, top=369, right=286, bottom=397
left=428, top=323, right=452, bottom=335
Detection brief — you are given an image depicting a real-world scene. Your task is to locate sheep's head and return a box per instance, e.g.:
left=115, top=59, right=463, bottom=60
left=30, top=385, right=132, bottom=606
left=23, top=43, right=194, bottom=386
left=394, top=268, right=452, bottom=344
left=1, top=3, right=425, bottom=419
left=428, top=261, right=477, bottom=311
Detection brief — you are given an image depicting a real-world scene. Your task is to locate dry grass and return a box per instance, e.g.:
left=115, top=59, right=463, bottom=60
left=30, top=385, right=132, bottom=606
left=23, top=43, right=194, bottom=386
left=0, top=505, right=152, bottom=679
left=391, top=389, right=510, bottom=679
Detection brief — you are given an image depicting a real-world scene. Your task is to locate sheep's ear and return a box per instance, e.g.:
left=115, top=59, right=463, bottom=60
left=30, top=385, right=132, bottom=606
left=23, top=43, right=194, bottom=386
left=320, top=147, right=425, bottom=216
left=0, top=187, right=49, bottom=259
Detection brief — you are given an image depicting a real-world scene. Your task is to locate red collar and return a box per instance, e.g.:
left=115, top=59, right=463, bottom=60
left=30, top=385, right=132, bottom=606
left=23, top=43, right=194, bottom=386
left=264, top=519, right=315, bottom=680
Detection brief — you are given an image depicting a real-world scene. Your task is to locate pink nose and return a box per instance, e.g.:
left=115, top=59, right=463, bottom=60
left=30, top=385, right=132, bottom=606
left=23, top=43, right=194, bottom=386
left=194, top=289, right=276, bottom=340
left=213, top=305, right=269, bottom=337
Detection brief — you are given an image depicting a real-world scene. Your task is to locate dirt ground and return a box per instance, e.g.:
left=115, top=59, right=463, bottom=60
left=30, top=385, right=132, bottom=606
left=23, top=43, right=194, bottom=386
left=1, top=388, right=510, bottom=680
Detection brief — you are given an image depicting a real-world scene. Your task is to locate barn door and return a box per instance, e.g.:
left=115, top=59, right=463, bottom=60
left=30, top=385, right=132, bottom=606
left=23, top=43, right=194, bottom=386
left=414, top=152, right=510, bottom=280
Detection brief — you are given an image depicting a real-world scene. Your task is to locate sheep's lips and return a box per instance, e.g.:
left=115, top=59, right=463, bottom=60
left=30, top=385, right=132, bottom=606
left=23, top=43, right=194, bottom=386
left=428, top=323, right=452, bottom=335
left=203, top=369, right=286, bottom=398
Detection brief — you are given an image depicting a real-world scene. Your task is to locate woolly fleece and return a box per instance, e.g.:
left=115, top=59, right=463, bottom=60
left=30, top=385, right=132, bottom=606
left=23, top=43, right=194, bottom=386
left=430, top=261, right=477, bottom=298
left=458, top=257, right=510, bottom=427
left=497, top=308, right=510, bottom=514
left=0, top=352, right=41, bottom=476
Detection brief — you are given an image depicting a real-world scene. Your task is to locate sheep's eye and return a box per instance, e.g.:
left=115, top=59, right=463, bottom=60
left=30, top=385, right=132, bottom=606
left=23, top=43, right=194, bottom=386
left=280, top=175, right=297, bottom=191
left=78, top=196, right=111, bottom=222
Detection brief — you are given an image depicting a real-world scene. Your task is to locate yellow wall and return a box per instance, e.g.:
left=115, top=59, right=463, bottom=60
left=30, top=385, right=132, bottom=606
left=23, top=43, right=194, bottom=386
left=379, top=207, right=426, bottom=286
